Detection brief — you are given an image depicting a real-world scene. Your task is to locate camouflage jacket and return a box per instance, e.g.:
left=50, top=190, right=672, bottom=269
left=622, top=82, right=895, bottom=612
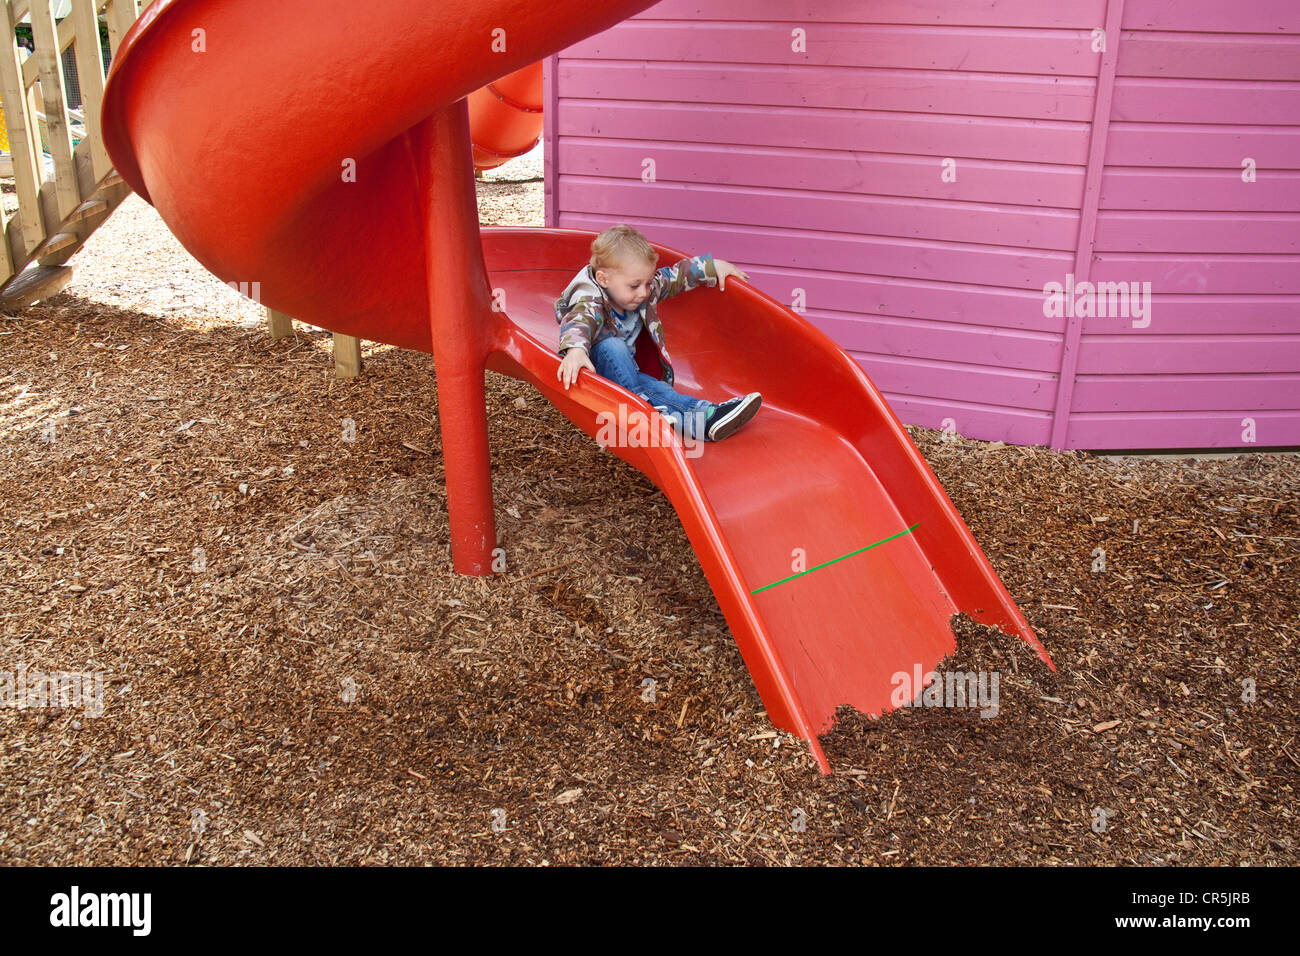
left=555, top=254, right=719, bottom=387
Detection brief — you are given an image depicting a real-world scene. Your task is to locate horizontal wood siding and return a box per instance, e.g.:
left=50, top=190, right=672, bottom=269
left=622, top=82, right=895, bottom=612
left=1074, top=0, right=1300, bottom=447
left=548, top=0, right=1299, bottom=449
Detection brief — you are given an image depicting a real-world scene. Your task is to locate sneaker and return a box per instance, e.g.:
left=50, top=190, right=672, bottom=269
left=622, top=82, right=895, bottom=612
left=706, top=392, right=762, bottom=441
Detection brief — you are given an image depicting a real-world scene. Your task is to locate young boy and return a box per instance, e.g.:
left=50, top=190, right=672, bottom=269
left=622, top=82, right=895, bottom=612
left=554, top=224, right=762, bottom=443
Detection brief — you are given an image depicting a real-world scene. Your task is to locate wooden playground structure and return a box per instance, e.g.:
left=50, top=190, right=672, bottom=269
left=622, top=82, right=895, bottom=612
left=0, top=0, right=364, bottom=376
left=0, top=0, right=137, bottom=310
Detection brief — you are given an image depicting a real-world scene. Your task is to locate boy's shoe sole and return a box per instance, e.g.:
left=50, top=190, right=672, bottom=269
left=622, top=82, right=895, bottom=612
left=707, top=392, right=762, bottom=441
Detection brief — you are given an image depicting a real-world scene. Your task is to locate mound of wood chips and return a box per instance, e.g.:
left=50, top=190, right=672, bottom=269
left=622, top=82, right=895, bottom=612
left=1, top=149, right=1295, bottom=865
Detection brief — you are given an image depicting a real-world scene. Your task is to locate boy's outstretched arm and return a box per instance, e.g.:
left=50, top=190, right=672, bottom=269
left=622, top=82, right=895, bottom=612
left=653, top=254, right=749, bottom=303
left=653, top=254, right=717, bottom=304
left=713, top=259, right=750, bottom=290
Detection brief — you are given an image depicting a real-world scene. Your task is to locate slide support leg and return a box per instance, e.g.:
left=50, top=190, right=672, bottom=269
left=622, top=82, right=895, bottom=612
left=414, top=103, right=499, bottom=575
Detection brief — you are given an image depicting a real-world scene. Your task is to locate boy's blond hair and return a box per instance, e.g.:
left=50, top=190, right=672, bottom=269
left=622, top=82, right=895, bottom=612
left=590, top=224, right=658, bottom=273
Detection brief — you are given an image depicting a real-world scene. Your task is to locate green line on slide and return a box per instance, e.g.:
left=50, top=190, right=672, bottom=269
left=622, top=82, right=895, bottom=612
left=751, top=523, right=920, bottom=595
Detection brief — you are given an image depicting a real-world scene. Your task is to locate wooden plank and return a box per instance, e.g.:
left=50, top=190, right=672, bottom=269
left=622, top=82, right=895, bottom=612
left=105, top=0, right=141, bottom=59
left=24, top=68, right=44, bottom=171
left=1100, top=169, right=1300, bottom=213
left=266, top=308, right=293, bottom=340
left=1077, top=333, right=1300, bottom=375
left=1118, top=33, right=1300, bottom=83
left=28, top=0, right=82, bottom=223
left=558, top=101, right=1092, bottom=166
left=649, top=0, right=1108, bottom=29
left=36, top=146, right=133, bottom=268
left=1092, top=253, right=1300, bottom=295
left=34, top=231, right=79, bottom=257
left=71, top=0, right=110, bottom=181
left=19, top=6, right=81, bottom=89
left=334, top=334, right=362, bottom=378
left=822, top=312, right=1062, bottom=373
left=1049, top=0, right=1126, bottom=451
left=1, top=124, right=136, bottom=283
left=1073, top=373, right=1300, bottom=413
left=565, top=212, right=1075, bottom=292
left=565, top=179, right=1082, bottom=251
left=1123, top=0, right=1300, bottom=34
left=1106, top=123, right=1300, bottom=169
left=561, top=60, right=1099, bottom=123
left=1080, top=295, right=1298, bottom=335
left=67, top=199, right=108, bottom=222
left=855, top=351, right=1059, bottom=412
left=878, top=391, right=1053, bottom=447
left=558, top=140, right=1086, bottom=209
left=1095, top=212, right=1300, bottom=255
left=0, top=209, right=12, bottom=287
left=1063, top=411, right=1300, bottom=450
left=566, top=23, right=1103, bottom=78
left=543, top=53, right=558, bottom=227
left=0, top=4, right=50, bottom=257
left=0, top=264, right=73, bottom=310
left=1112, top=77, right=1300, bottom=127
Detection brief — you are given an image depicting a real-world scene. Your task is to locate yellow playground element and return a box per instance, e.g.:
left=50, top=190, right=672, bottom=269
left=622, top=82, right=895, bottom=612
left=0, top=98, right=87, bottom=155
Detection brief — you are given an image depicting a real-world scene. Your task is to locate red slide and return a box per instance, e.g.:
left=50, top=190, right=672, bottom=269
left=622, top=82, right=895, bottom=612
left=101, top=0, right=1053, bottom=772
left=468, top=61, right=543, bottom=171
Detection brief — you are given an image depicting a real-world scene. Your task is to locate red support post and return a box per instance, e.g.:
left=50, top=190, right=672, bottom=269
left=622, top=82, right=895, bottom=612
left=412, top=102, right=500, bottom=575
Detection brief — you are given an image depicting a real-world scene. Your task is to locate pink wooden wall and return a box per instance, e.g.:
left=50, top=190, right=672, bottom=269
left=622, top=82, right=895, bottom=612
left=543, top=0, right=1300, bottom=450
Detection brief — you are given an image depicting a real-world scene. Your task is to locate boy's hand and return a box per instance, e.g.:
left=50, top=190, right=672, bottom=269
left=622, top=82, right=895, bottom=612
left=714, top=259, right=750, bottom=291
left=558, top=347, right=594, bottom=390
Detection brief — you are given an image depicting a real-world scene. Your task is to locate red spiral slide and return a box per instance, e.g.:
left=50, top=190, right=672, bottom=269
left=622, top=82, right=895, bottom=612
left=101, top=0, right=1053, bottom=772
left=469, top=61, right=542, bottom=171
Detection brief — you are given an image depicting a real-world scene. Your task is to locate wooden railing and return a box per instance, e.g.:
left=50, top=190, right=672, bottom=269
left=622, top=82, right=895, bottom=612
left=0, top=0, right=139, bottom=308
left=0, top=1, right=365, bottom=377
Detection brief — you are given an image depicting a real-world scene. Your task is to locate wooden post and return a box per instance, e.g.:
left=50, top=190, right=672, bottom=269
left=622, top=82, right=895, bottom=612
left=28, top=0, right=81, bottom=222
left=333, top=333, right=361, bottom=379
left=0, top=0, right=141, bottom=303
left=104, top=0, right=140, bottom=58
left=0, top=3, right=49, bottom=261
left=71, top=0, right=110, bottom=182
left=265, top=307, right=293, bottom=339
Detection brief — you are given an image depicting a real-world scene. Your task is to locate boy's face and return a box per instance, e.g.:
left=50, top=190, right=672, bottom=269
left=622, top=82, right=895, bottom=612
left=596, top=259, right=656, bottom=312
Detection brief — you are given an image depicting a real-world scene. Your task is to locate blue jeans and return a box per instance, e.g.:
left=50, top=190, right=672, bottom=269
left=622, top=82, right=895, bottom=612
left=589, top=336, right=715, bottom=441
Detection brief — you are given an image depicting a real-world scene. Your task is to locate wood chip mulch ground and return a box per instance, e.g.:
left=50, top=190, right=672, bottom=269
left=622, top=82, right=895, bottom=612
left=1, top=153, right=1296, bottom=865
